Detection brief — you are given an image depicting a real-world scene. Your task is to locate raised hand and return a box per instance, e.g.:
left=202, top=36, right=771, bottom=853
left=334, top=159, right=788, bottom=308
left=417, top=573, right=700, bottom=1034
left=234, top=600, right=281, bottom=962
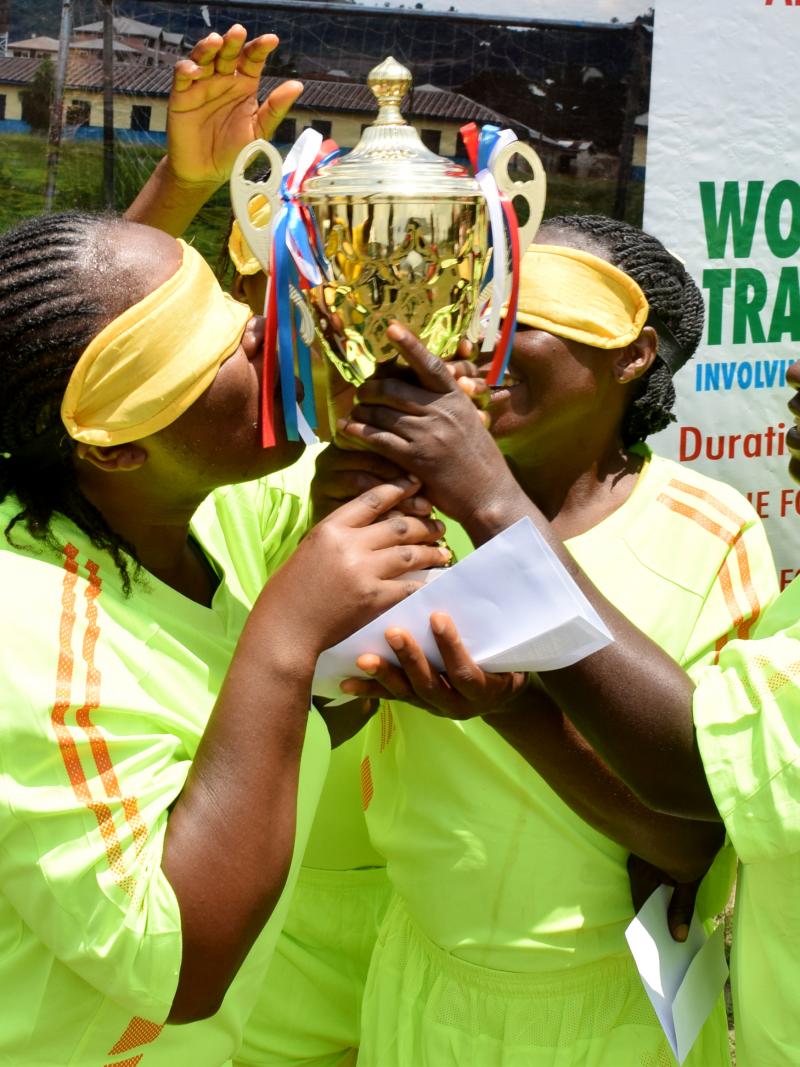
left=167, top=24, right=302, bottom=189
left=125, top=25, right=302, bottom=234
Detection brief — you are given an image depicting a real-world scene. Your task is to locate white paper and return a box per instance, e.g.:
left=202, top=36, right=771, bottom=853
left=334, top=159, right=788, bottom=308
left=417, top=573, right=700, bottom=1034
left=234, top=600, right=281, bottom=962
left=625, top=885, right=729, bottom=1065
left=312, top=516, right=613, bottom=699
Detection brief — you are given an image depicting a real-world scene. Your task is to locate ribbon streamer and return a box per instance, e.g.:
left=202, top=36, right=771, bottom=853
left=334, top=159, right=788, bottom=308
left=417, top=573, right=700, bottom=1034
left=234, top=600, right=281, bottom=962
left=262, top=129, right=344, bottom=443
left=460, top=122, right=522, bottom=385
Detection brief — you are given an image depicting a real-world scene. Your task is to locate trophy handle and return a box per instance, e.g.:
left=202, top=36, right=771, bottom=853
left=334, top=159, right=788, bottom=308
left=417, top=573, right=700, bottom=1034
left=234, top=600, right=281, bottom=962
left=230, top=139, right=284, bottom=273
left=491, top=141, right=547, bottom=252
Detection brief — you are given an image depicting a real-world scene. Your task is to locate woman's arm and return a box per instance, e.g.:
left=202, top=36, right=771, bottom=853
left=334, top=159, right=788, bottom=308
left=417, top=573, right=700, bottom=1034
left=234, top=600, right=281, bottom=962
left=488, top=691, right=724, bottom=882
left=342, top=616, right=723, bottom=887
left=335, top=326, right=717, bottom=820
left=162, top=480, right=449, bottom=1022
left=125, top=25, right=302, bottom=237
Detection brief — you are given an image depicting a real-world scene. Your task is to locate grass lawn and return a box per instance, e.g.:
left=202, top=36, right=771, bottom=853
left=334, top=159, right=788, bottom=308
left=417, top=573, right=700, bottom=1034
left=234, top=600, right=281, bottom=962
left=0, top=132, right=231, bottom=264
left=0, top=132, right=644, bottom=267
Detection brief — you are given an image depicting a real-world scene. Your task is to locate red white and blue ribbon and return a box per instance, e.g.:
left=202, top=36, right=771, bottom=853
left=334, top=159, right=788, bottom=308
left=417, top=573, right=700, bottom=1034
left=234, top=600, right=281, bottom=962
left=460, top=122, right=521, bottom=387
left=262, top=129, right=345, bottom=445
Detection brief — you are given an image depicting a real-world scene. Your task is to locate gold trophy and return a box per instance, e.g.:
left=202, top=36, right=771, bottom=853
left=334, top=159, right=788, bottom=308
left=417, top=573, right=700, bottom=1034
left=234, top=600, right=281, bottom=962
left=230, top=57, right=547, bottom=395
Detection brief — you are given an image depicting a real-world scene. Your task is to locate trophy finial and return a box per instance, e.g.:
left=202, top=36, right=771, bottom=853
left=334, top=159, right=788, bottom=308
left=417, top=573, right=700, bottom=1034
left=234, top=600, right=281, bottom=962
left=367, top=56, right=412, bottom=126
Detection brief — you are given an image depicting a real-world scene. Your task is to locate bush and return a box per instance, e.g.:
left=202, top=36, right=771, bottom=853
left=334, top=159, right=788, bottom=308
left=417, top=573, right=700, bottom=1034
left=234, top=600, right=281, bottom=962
left=20, top=59, right=55, bottom=132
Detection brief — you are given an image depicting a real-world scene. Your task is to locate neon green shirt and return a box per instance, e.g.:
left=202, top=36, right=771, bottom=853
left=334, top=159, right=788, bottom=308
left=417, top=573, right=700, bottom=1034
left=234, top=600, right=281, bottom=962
left=302, top=731, right=384, bottom=869
left=364, top=448, right=778, bottom=971
left=0, top=451, right=331, bottom=1067
left=694, top=578, right=800, bottom=1067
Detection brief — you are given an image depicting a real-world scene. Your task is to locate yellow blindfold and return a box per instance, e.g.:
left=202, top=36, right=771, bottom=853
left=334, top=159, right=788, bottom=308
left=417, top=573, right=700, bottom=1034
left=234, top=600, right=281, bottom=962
left=228, top=194, right=271, bottom=277
left=508, top=244, right=650, bottom=349
left=61, top=239, right=251, bottom=446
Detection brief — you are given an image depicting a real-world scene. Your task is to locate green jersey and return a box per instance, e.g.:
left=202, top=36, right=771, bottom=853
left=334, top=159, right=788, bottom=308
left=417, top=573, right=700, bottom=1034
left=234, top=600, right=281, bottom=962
left=695, top=577, right=800, bottom=1067
left=0, top=451, right=330, bottom=1067
left=364, top=448, right=778, bottom=972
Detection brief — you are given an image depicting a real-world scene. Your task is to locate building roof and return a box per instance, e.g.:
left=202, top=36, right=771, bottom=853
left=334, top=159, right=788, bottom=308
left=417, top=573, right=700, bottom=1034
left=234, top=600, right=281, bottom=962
left=0, top=56, right=587, bottom=148
left=0, top=56, right=174, bottom=95
left=74, top=17, right=165, bottom=40
left=69, top=39, right=139, bottom=54
left=8, top=36, right=59, bottom=51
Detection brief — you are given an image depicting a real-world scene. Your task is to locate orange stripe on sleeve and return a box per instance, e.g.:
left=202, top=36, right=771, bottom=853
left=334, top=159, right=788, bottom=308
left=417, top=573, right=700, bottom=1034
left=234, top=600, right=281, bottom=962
left=711, top=534, right=762, bottom=661
left=713, top=559, right=744, bottom=662
left=666, top=479, right=747, bottom=529
left=51, top=546, right=135, bottom=896
left=734, top=536, right=761, bottom=640
left=656, top=494, right=736, bottom=545
left=73, top=560, right=150, bottom=857
left=658, top=485, right=763, bottom=659
left=103, top=1056, right=143, bottom=1067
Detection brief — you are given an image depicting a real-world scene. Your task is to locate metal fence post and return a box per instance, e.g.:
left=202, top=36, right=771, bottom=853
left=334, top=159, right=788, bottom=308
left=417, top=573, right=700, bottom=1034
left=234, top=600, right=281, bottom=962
left=44, top=0, right=72, bottom=212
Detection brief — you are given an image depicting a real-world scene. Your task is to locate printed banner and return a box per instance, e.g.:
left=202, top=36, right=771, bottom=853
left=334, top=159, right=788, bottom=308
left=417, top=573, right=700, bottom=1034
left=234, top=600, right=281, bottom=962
left=644, top=0, right=800, bottom=587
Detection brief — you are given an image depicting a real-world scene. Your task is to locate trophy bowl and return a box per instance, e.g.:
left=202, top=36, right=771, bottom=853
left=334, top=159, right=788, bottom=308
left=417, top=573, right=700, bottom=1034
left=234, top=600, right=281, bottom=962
left=230, top=56, right=547, bottom=399
left=300, top=57, right=545, bottom=386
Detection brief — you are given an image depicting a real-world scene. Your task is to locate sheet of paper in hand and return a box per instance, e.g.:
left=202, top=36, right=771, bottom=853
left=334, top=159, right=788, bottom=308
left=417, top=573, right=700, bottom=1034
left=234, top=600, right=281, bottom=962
left=625, top=885, right=729, bottom=1065
left=312, top=516, right=613, bottom=700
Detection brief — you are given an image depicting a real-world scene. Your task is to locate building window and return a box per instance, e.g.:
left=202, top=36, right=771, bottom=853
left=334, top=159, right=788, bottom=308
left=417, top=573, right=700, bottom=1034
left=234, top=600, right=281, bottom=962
left=65, top=99, right=90, bottom=127
left=311, top=118, right=332, bottom=139
left=273, top=117, right=296, bottom=143
left=131, top=105, right=152, bottom=132
left=0, top=95, right=6, bottom=121
left=420, top=128, right=441, bottom=154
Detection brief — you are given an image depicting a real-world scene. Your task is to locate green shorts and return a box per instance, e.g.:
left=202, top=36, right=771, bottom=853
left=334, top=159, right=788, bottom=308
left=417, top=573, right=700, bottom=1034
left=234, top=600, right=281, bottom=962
left=235, top=866, right=391, bottom=1067
left=357, top=895, right=731, bottom=1067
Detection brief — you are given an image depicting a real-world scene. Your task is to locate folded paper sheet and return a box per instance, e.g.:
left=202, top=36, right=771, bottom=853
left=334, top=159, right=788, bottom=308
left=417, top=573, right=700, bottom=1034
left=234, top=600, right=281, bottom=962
left=625, top=885, right=729, bottom=1065
left=312, top=517, right=613, bottom=699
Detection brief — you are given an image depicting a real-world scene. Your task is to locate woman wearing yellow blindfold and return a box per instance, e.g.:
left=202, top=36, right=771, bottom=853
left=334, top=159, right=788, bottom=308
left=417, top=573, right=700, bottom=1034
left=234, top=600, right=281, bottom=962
left=323, top=215, right=777, bottom=1067
left=0, top=205, right=452, bottom=1066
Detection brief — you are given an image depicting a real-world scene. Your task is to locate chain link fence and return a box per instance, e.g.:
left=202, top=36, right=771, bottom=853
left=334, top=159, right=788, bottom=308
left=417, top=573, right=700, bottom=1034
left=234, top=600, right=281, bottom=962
left=0, top=0, right=652, bottom=260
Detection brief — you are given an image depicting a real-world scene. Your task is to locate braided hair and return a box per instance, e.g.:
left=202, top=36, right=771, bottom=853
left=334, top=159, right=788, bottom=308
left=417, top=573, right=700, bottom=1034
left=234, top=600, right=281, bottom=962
left=538, top=215, right=704, bottom=447
left=0, top=212, right=140, bottom=590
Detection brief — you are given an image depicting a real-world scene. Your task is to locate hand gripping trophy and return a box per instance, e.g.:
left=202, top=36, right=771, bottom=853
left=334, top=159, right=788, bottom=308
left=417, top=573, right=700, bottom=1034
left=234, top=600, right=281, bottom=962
left=230, top=56, right=546, bottom=445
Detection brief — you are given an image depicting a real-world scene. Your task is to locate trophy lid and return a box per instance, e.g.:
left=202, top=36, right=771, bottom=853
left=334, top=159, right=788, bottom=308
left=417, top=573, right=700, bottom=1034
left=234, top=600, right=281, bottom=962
left=300, top=57, right=481, bottom=200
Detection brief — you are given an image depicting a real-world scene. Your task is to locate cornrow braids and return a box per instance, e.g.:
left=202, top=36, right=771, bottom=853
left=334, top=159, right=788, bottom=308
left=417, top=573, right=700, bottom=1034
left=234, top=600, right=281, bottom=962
left=538, top=214, right=705, bottom=447
left=0, top=212, right=140, bottom=592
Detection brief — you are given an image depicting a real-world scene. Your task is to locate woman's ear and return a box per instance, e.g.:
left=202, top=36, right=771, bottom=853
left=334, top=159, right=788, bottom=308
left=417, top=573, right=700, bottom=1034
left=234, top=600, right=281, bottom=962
left=613, top=326, right=659, bottom=385
left=231, top=272, right=249, bottom=304
left=74, top=442, right=148, bottom=472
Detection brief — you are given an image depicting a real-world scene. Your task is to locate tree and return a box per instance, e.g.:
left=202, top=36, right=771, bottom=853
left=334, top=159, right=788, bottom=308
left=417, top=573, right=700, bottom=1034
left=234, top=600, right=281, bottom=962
left=21, top=58, right=55, bottom=132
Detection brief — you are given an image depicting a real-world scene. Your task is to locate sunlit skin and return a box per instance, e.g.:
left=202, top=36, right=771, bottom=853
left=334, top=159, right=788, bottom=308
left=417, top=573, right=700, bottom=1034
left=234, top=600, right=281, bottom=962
left=125, top=25, right=303, bottom=238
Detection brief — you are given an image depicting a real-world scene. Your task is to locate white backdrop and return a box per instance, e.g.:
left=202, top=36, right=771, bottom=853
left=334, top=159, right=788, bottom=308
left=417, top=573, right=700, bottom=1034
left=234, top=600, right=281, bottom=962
left=644, top=0, right=800, bottom=585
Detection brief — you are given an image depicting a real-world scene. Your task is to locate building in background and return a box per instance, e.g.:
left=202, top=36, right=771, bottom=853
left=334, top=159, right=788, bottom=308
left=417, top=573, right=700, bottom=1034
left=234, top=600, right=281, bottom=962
left=73, top=16, right=190, bottom=65
left=8, top=18, right=190, bottom=69
left=0, top=54, right=590, bottom=166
